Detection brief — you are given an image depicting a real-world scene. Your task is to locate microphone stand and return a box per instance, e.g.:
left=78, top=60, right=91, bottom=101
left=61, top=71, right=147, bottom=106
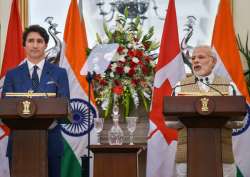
left=82, top=71, right=95, bottom=177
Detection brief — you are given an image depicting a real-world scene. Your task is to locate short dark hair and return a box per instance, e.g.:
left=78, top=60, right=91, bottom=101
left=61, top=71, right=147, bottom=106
left=22, top=25, right=49, bottom=46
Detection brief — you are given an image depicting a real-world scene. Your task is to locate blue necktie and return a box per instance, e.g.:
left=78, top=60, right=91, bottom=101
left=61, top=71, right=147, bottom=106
left=32, top=65, right=39, bottom=91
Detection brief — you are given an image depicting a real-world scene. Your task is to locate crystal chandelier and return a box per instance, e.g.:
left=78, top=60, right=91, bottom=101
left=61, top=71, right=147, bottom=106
left=96, top=0, right=165, bottom=22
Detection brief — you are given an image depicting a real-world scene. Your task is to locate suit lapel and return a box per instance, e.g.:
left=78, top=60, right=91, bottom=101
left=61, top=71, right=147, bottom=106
left=19, top=62, right=33, bottom=91
left=39, top=61, right=52, bottom=92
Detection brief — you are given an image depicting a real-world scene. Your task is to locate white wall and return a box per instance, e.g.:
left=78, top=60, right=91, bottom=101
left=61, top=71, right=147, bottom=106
left=27, top=0, right=219, bottom=48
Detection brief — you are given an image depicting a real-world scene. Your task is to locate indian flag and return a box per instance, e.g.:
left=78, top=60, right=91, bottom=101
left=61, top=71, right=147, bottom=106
left=211, top=0, right=250, bottom=176
left=59, top=0, right=97, bottom=176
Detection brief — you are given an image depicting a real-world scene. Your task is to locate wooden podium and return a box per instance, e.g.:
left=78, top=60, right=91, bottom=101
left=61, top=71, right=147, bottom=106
left=163, top=96, right=246, bottom=177
left=0, top=97, right=68, bottom=177
left=90, top=144, right=146, bottom=177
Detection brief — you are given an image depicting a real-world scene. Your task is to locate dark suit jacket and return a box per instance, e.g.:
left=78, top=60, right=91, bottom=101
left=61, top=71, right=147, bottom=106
left=2, top=60, right=70, bottom=157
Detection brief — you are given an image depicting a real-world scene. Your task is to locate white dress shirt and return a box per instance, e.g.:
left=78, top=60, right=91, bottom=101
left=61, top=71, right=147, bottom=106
left=27, top=58, right=45, bottom=81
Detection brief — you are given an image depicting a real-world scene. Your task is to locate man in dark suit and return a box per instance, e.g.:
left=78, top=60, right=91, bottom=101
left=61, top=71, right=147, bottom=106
left=2, top=25, right=70, bottom=177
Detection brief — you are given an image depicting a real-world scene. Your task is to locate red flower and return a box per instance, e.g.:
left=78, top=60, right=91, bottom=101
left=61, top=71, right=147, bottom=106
left=131, top=79, right=138, bottom=85
left=112, top=85, right=123, bottom=95
left=117, top=46, right=124, bottom=54
left=144, top=56, right=152, bottom=63
left=116, top=67, right=124, bottom=74
left=94, top=74, right=101, bottom=80
left=114, top=80, right=120, bottom=85
left=133, top=37, right=139, bottom=42
left=118, top=61, right=125, bottom=65
left=142, top=65, right=148, bottom=74
left=99, top=79, right=107, bottom=85
left=135, top=50, right=143, bottom=59
left=129, top=61, right=137, bottom=68
left=138, top=60, right=143, bottom=65
left=128, top=50, right=135, bottom=58
left=128, top=68, right=135, bottom=76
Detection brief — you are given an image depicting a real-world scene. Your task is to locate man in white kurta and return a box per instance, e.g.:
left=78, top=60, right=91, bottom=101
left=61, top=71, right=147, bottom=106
left=168, top=45, right=242, bottom=177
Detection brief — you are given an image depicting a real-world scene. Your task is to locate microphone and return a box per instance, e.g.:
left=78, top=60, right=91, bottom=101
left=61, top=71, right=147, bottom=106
left=197, top=78, right=225, bottom=96
left=172, top=77, right=198, bottom=96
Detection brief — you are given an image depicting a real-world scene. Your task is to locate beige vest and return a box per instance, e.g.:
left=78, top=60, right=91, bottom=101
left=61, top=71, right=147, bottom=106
left=175, top=75, right=234, bottom=164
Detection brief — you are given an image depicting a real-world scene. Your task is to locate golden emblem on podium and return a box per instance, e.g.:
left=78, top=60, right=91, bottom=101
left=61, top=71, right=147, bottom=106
left=195, top=96, right=215, bottom=116
left=200, top=97, right=209, bottom=112
left=22, top=100, right=31, bottom=114
left=17, top=99, right=36, bottom=118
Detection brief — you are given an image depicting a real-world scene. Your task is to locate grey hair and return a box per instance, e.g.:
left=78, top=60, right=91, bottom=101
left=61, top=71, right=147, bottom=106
left=193, top=45, right=217, bottom=60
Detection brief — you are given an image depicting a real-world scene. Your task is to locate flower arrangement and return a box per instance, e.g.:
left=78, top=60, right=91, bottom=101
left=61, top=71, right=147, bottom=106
left=93, top=13, right=159, bottom=118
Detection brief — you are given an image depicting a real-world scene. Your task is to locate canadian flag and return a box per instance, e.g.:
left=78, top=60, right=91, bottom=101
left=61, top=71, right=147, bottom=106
left=146, top=0, right=185, bottom=177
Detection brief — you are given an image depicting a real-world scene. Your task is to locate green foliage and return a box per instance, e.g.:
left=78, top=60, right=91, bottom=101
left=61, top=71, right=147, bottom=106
left=96, top=33, right=103, bottom=44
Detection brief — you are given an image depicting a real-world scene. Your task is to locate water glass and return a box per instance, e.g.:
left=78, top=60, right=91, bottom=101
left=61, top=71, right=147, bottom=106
left=94, top=117, right=104, bottom=145
left=126, top=116, right=137, bottom=145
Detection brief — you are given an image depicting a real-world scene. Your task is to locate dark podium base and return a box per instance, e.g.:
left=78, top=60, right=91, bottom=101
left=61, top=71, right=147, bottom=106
left=11, top=130, right=48, bottom=177
left=90, top=144, right=146, bottom=177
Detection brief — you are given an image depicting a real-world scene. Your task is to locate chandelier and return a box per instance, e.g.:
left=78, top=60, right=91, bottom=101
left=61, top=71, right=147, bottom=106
left=96, top=0, right=165, bottom=22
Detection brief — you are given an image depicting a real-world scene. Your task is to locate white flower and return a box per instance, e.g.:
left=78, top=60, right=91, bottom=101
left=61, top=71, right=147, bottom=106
left=132, top=57, right=139, bottom=63
left=127, top=43, right=133, bottom=49
left=100, top=73, right=106, bottom=78
left=112, top=53, right=120, bottom=62
left=116, top=23, right=123, bottom=31
left=101, top=98, right=109, bottom=110
left=130, top=88, right=139, bottom=108
left=123, top=48, right=128, bottom=54
left=110, top=72, right=114, bottom=78
left=124, top=66, right=131, bottom=73
left=111, top=63, right=117, bottom=71
left=118, top=55, right=126, bottom=62
left=134, top=43, right=141, bottom=49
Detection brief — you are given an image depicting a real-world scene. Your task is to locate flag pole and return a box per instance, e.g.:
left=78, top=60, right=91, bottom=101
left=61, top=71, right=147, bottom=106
left=77, top=1, right=91, bottom=177
left=82, top=71, right=95, bottom=177
left=79, top=0, right=84, bottom=20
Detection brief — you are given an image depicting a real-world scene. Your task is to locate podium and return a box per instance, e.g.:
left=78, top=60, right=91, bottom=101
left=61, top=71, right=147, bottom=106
left=90, top=144, right=146, bottom=177
left=0, top=96, right=68, bottom=177
left=163, top=96, right=246, bottom=177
